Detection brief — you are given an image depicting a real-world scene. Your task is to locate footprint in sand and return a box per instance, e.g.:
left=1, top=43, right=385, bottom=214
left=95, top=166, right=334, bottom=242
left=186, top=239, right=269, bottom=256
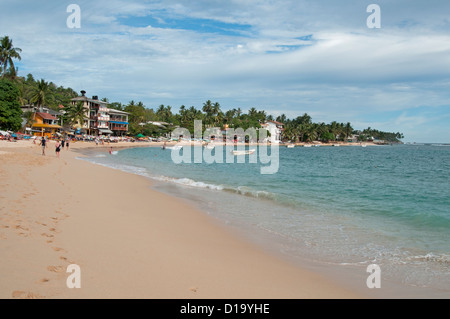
left=189, top=287, right=199, bottom=293
left=12, top=291, right=44, bottom=299
left=41, top=233, right=54, bottom=238
left=39, top=278, right=50, bottom=283
left=47, top=265, right=65, bottom=273
left=52, top=247, right=66, bottom=253
left=46, top=240, right=53, bottom=244
left=59, top=256, right=75, bottom=264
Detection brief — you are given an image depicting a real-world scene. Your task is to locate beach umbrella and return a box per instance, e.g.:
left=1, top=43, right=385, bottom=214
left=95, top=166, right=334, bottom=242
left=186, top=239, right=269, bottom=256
left=135, top=133, right=145, bottom=138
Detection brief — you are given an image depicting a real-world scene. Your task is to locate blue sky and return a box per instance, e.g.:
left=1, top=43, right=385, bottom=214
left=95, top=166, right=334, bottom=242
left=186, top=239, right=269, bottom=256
left=1, top=0, right=450, bottom=142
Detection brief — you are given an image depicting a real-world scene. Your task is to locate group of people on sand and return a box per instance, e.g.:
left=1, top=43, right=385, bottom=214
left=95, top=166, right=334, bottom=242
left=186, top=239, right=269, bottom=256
left=39, top=137, right=69, bottom=157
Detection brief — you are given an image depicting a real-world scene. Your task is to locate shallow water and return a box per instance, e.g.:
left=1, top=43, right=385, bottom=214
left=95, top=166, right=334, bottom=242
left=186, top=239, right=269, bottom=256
left=79, top=144, right=450, bottom=297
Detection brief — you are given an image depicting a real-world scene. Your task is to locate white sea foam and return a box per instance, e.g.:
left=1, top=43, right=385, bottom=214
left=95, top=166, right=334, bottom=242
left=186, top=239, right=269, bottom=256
left=152, top=176, right=224, bottom=191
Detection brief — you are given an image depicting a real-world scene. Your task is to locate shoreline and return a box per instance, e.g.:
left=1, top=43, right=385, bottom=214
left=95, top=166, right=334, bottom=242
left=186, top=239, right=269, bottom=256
left=0, top=140, right=363, bottom=298
left=71, top=142, right=450, bottom=299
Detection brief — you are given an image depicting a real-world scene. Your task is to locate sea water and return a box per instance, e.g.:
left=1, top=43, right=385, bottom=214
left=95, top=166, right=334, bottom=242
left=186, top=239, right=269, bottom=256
left=80, top=144, right=450, bottom=297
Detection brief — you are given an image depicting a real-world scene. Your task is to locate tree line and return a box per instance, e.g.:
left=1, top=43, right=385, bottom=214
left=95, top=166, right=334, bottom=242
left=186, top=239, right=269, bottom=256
left=0, top=35, right=403, bottom=143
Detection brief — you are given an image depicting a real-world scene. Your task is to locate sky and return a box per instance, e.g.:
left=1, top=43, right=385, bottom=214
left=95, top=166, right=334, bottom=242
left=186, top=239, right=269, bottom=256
left=1, top=0, right=449, bottom=142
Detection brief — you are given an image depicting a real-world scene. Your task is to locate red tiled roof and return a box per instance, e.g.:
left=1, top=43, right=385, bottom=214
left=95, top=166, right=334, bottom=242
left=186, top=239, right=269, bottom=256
left=37, top=112, right=57, bottom=120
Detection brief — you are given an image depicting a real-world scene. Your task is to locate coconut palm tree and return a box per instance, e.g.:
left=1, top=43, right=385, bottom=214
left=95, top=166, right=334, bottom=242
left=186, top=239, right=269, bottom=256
left=202, top=100, right=214, bottom=126
left=0, top=36, right=22, bottom=78
left=212, top=102, right=221, bottom=126
left=345, top=122, right=353, bottom=140
left=68, top=101, right=87, bottom=129
left=156, top=104, right=165, bottom=120
left=31, top=79, right=52, bottom=110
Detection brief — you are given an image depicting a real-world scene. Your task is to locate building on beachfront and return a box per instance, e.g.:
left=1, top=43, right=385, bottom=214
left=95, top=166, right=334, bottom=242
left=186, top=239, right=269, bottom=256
left=71, top=91, right=110, bottom=135
left=260, top=120, right=284, bottom=143
left=347, top=135, right=358, bottom=143
left=108, top=109, right=129, bottom=136
left=30, top=112, right=62, bottom=138
left=71, top=91, right=129, bottom=136
left=20, top=105, right=64, bottom=137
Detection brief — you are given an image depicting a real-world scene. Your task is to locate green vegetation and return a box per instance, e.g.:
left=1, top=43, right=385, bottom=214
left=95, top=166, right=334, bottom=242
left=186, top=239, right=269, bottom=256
left=16, top=74, right=78, bottom=110
left=0, top=35, right=404, bottom=143
left=356, top=127, right=404, bottom=143
left=0, top=79, right=23, bottom=131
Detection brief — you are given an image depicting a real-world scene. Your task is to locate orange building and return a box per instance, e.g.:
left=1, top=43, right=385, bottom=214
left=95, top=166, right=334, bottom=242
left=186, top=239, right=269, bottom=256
left=32, top=112, right=62, bottom=138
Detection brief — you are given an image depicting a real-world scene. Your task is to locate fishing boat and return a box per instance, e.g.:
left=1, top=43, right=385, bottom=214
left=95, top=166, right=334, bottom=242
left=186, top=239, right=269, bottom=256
left=287, top=144, right=295, bottom=148
left=231, top=149, right=256, bottom=155
left=165, top=145, right=183, bottom=150
left=303, top=144, right=312, bottom=148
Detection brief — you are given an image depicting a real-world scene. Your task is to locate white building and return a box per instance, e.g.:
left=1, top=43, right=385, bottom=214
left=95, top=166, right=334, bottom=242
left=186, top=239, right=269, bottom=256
left=260, top=120, right=284, bottom=143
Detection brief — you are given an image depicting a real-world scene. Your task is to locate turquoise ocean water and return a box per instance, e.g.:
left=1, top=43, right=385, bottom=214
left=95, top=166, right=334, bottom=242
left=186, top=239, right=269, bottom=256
left=81, top=144, right=450, bottom=297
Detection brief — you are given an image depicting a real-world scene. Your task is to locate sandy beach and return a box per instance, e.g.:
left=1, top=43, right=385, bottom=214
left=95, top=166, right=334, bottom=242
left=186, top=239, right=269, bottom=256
left=0, top=139, right=362, bottom=299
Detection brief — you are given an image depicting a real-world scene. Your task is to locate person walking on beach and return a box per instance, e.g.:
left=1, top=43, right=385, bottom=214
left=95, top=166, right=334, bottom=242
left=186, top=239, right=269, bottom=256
left=55, top=140, right=61, bottom=158
left=61, top=139, right=65, bottom=150
left=40, top=137, right=47, bottom=155
left=66, top=138, right=70, bottom=150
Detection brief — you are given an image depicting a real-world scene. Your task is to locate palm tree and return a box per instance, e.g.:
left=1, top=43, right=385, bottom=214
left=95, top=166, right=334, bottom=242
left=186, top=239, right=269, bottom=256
left=236, top=107, right=242, bottom=118
left=212, top=102, right=221, bottom=126
left=345, top=122, right=353, bottom=140
left=248, top=107, right=258, bottom=119
left=202, top=100, right=213, bottom=126
left=31, top=79, right=52, bottom=110
left=156, top=104, right=165, bottom=120
left=68, top=101, right=87, bottom=129
left=165, top=105, right=173, bottom=123
left=276, top=114, right=287, bottom=124
left=0, top=36, right=22, bottom=78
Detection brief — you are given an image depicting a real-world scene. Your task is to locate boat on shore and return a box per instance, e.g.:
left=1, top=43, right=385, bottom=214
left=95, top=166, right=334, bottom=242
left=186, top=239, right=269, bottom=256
left=287, top=144, right=295, bottom=148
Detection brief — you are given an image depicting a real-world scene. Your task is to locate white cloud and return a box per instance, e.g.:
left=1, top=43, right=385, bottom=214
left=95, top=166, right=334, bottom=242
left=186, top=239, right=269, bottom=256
left=1, top=0, right=449, bottom=142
